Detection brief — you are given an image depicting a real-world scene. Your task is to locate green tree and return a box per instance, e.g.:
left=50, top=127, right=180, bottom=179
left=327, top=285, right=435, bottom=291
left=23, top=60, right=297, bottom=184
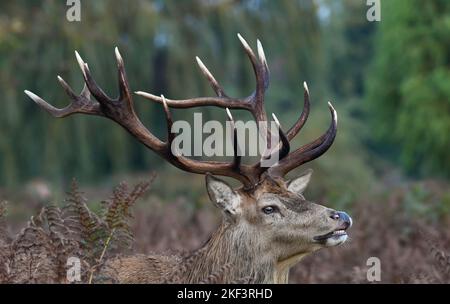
left=366, top=0, right=450, bottom=177
left=323, top=0, right=376, bottom=98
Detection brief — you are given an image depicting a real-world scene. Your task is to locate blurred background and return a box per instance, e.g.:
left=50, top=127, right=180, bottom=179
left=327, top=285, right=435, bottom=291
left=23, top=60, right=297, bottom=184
left=0, top=0, right=449, bottom=283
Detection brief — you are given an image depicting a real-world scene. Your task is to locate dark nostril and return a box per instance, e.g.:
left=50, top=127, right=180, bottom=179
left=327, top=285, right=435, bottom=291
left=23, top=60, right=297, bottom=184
left=329, top=211, right=340, bottom=220
left=330, top=211, right=353, bottom=228
left=337, top=211, right=352, bottom=228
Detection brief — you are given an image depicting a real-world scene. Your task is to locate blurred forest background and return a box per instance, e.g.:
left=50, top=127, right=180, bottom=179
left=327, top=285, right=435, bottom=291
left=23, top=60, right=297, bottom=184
left=0, top=0, right=449, bottom=283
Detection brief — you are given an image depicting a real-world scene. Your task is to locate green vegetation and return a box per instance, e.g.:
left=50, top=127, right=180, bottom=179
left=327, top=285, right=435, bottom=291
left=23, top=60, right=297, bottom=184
left=366, top=0, right=450, bottom=177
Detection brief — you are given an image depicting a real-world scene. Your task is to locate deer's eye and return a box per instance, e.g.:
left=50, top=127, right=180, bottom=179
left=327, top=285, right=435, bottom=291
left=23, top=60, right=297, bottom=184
left=262, top=206, right=278, bottom=215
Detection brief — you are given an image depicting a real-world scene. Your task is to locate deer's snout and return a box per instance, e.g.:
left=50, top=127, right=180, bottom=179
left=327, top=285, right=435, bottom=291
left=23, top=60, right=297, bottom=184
left=329, top=211, right=352, bottom=229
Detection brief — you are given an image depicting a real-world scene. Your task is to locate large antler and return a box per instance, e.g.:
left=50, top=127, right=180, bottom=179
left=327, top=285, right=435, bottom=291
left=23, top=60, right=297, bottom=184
left=136, top=34, right=337, bottom=179
left=25, top=34, right=337, bottom=189
left=25, top=48, right=258, bottom=187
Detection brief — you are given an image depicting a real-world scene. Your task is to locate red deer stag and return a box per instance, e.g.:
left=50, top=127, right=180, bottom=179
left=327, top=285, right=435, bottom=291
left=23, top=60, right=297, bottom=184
left=25, top=34, right=352, bottom=283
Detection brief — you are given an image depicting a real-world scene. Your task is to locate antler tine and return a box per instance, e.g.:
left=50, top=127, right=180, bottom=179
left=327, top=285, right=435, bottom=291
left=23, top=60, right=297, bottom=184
left=24, top=50, right=109, bottom=118
left=56, top=75, right=78, bottom=100
left=116, top=47, right=133, bottom=104
left=24, top=90, right=73, bottom=118
left=253, top=113, right=290, bottom=171
left=226, top=108, right=242, bottom=169
left=286, top=81, right=311, bottom=140
left=161, top=95, right=175, bottom=143
left=259, top=81, right=310, bottom=165
left=78, top=53, right=112, bottom=105
left=270, top=113, right=290, bottom=161
left=24, top=72, right=101, bottom=118
left=237, top=33, right=264, bottom=99
left=196, top=56, right=227, bottom=98
left=74, top=50, right=86, bottom=77
left=256, top=39, right=270, bottom=91
left=236, top=34, right=269, bottom=123
left=269, top=102, right=337, bottom=177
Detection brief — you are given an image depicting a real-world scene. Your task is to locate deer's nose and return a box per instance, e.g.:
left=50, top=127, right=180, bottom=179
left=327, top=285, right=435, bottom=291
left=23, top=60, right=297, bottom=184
left=329, top=211, right=352, bottom=228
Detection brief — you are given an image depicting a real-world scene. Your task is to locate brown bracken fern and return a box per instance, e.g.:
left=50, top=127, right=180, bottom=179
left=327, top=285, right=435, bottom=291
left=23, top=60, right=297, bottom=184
left=0, top=201, right=11, bottom=282
left=409, top=230, right=450, bottom=283
left=0, top=178, right=153, bottom=283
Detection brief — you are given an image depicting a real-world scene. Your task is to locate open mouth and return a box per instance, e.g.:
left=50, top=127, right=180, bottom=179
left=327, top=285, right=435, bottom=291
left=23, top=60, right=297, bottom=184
left=313, top=228, right=348, bottom=242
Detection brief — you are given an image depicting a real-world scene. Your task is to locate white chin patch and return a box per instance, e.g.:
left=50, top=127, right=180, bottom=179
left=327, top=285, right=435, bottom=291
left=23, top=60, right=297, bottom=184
left=325, top=234, right=348, bottom=247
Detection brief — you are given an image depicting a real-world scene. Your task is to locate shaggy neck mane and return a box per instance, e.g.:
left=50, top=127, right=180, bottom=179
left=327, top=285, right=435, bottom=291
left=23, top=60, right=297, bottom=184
left=185, top=220, right=275, bottom=283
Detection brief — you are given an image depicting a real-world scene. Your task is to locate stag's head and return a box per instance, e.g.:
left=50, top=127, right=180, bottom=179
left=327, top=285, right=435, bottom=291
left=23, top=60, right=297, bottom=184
left=25, top=34, right=352, bottom=276
left=206, top=171, right=352, bottom=267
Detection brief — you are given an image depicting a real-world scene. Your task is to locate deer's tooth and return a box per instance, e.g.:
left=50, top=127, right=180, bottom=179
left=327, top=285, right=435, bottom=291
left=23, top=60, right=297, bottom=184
left=332, top=230, right=346, bottom=236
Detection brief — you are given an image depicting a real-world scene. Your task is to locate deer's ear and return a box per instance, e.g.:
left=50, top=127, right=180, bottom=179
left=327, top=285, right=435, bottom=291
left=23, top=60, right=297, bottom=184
left=287, top=169, right=313, bottom=195
left=206, top=174, right=240, bottom=215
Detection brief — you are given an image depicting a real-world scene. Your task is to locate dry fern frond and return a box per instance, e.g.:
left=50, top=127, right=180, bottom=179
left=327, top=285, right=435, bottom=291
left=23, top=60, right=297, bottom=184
left=0, top=201, right=11, bottom=283
left=0, top=201, right=6, bottom=234
left=101, top=181, right=152, bottom=253
left=0, top=201, right=8, bottom=244
left=428, top=240, right=450, bottom=281
left=10, top=221, right=59, bottom=283
left=409, top=272, right=437, bottom=284
left=415, top=230, right=450, bottom=283
left=62, top=180, right=104, bottom=258
left=4, top=178, right=153, bottom=284
left=45, top=205, right=80, bottom=279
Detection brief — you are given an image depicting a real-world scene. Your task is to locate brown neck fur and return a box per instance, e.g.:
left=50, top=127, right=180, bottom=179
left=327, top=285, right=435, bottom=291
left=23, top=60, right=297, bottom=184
left=185, top=220, right=275, bottom=283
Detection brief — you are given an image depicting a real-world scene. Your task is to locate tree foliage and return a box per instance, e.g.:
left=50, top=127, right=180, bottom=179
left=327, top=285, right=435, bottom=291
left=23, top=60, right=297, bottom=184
left=323, top=0, right=376, bottom=98
left=365, top=0, right=450, bottom=177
